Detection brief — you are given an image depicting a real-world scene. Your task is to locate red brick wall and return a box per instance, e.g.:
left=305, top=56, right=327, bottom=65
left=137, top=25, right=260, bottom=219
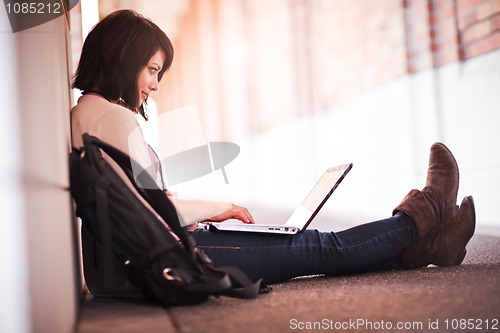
left=154, top=0, right=500, bottom=138
left=308, top=0, right=407, bottom=109
left=405, top=0, right=500, bottom=73
left=459, top=0, right=500, bottom=58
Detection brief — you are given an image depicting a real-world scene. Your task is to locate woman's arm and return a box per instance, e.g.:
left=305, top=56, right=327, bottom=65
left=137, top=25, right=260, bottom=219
left=171, top=198, right=254, bottom=225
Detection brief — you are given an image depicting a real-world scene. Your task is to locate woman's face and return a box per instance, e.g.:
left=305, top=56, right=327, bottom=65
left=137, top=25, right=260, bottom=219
left=137, top=50, right=165, bottom=107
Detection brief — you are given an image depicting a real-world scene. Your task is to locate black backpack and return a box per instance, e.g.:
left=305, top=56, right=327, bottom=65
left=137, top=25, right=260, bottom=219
left=69, top=134, right=268, bottom=307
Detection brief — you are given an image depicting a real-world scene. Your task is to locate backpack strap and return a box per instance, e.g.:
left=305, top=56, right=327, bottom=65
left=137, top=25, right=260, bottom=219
left=218, top=266, right=271, bottom=299
left=95, top=185, right=123, bottom=289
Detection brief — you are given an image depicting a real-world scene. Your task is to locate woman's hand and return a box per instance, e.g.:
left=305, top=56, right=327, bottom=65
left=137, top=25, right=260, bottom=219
left=205, top=204, right=255, bottom=224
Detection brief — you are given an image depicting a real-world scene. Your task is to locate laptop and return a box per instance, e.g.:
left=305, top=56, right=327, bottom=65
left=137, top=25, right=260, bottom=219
left=205, top=163, right=352, bottom=235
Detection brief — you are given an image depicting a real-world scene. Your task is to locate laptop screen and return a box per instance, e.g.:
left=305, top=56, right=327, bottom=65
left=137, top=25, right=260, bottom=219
left=285, top=164, right=352, bottom=229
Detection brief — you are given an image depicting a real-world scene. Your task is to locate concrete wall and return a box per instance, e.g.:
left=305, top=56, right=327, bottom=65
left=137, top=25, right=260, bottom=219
left=0, top=6, right=78, bottom=333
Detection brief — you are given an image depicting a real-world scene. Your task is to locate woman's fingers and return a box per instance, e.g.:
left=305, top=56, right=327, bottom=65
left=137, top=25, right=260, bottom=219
left=206, top=204, right=255, bottom=224
left=233, top=205, right=255, bottom=224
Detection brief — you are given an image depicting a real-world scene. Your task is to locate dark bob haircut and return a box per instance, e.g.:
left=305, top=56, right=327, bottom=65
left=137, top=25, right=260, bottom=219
left=73, top=9, right=174, bottom=120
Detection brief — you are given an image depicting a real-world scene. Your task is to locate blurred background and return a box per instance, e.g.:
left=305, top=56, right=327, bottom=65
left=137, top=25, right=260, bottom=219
left=1, top=0, right=499, bottom=332
left=82, top=0, right=500, bottom=227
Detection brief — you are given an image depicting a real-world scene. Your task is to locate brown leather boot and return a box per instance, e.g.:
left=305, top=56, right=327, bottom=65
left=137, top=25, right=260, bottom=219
left=400, top=196, right=476, bottom=269
left=393, top=143, right=459, bottom=239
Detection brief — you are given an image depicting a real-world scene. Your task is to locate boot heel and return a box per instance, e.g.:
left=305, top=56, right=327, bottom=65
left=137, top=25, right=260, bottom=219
left=454, top=249, right=467, bottom=266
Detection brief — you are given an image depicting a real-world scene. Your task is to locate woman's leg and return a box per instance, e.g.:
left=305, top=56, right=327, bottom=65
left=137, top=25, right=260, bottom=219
left=191, top=212, right=416, bottom=284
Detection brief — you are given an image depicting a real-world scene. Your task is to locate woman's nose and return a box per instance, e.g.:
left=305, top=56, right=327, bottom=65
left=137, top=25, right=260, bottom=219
left=150, top=77, right=159, bottom=91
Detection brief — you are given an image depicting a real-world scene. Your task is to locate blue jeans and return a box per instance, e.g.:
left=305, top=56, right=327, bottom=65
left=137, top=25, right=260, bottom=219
left=190, top=212, right=416, bottom=284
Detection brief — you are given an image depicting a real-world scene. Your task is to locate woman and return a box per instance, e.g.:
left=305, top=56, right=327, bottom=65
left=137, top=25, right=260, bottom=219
left=71, top=10, right=475, bottom=291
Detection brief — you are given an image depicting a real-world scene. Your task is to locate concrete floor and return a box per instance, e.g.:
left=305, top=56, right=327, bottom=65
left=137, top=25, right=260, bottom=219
left=76, top=226, right=500, bottom=333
